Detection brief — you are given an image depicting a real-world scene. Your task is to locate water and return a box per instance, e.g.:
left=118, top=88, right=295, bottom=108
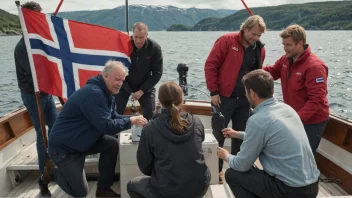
left=1, top=31, right=351, bottom=120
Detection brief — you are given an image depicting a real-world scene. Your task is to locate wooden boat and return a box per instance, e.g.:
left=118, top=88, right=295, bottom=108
left=0, top=100, right=351, bottom=197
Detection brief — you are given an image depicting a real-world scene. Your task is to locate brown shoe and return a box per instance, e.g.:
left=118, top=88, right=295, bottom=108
left=43, top=159, right=55, bottom=184
left=219, top=171, right=224, bottom=184
left=96, top=188, right=120, bottom=198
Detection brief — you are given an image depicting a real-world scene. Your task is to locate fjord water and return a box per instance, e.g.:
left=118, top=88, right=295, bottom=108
left=0, top=31, right=351, bottom=120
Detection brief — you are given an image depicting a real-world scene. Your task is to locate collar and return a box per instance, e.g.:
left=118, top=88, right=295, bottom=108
left=252, top=97, right=277, bottom=114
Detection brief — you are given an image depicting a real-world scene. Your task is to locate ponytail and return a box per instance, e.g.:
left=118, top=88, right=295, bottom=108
left=158, top=81, right=188, bottom=133
left=170, top=104, right=188, bottom=133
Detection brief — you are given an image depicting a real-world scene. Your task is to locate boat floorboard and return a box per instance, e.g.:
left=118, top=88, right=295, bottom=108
left=5, top=142, right=350, bottom=197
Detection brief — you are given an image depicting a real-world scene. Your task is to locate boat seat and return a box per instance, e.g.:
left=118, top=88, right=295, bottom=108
left=6, top=141, right=99, bottom=187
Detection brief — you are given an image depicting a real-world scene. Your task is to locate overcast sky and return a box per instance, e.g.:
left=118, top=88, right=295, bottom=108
left=2, top=0, right=342, bottom=14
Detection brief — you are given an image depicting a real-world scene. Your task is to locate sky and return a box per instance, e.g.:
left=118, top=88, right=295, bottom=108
left=1, top=0, right=342, bottom=14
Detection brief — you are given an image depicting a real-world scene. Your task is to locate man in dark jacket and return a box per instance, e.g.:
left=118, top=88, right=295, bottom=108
left=44, top=61, right=147, bottom=198
left=263, top=25, right=329, bottom=153
left=204, top=15, right=266, bottom=183
left=115, top=22, right=163, bottom=120
left=14, top=2, right=58, bottom=196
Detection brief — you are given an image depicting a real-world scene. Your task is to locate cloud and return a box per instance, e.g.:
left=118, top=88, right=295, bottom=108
left=1, top=0, right=342, bottom=14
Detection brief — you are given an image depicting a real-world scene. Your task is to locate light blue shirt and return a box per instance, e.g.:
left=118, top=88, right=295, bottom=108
left=227, top=97, right=320, bottom=187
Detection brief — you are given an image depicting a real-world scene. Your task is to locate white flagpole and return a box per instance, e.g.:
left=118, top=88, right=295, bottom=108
left=15, top=1, right=49, bottom=148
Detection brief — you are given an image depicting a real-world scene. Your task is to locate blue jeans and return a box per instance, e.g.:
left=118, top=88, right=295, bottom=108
left=49, top=135, right=119, bottom=197
left=20, top=91, right=58, bottom=173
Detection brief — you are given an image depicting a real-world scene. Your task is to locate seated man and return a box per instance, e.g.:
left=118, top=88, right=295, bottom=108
left=44, top=60, right=147, bottom=197
left=217, top=70, right=320, bottom=198
left=127, top=82, right=210, bottom=198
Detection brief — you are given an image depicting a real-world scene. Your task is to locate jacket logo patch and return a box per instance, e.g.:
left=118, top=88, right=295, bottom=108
left=231, top=46, right=239, bottom=51
left=283, top=64, right=287, bottom=68
left=316, top=77, right=324, bottom=83
left=295, top=72, right=302, bottom=76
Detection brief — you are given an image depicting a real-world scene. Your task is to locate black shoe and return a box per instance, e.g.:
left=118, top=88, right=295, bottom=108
left=96, top=187, right=120, bottom=198
left=38, top=177, right=51, bottom=197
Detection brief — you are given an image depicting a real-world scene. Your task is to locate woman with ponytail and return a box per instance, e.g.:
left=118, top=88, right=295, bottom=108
left=127, top=82, right=210, bottom=198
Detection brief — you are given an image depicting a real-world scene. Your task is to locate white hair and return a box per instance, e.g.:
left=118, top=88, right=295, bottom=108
left=101, top=60, right=128, bottom=76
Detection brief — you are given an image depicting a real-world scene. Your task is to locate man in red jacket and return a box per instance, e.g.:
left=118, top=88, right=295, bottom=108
left=204, top=15, right=266, bottom=183
left=263, top=24, right=329, bottom=154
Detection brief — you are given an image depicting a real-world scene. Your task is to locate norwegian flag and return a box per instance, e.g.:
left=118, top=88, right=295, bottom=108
left=19, top=8, right=133, bottom=99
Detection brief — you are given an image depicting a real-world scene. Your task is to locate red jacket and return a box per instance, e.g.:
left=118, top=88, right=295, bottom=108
left=204, top=32, right=266, bottom=98
left=263, top=45, right=329, bottom=124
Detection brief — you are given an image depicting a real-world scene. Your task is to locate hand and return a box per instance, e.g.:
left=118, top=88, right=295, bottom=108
left=130, top=115, right=148, bottom=127
left=217, top=146, right=230, bottom=161
left=132, top=90, right=144, bottom=100
left=222, top=128, right=239, bottom=139
left=211, top=94, right=221, bottom=109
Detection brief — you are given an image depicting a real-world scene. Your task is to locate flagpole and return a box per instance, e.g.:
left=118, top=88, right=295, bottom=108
left=54, top=0, right=64, bottom=16
left=125, top=0, right=129, bottom=35
left=15, top=1, right=49, bottom=148
left=241, top=0, right=254, bottom=16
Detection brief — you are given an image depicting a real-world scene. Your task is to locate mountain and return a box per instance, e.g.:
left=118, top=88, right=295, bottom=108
left=57, top=5, right=236, bottom=31
left=188, top=1, right=352, bottom=31
left=0, top=9, right=21, bottom=34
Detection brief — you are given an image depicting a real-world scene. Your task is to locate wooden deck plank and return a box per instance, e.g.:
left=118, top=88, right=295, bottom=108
left=5, top=171, right=351, bottom=198
left=86, top=181, right=97, bottom=198
left=48, top=182, right=62, bottom=198
left=9, top=144, right=37, bottom=166
left=320, top=174, right=349, bottom=196
left=319, top=183, right=331, bottom=196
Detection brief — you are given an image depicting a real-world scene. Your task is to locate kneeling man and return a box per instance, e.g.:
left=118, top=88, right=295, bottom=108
left=44, top=61, right=147, bottom=197
left=217, top=70, right=320, bottom=198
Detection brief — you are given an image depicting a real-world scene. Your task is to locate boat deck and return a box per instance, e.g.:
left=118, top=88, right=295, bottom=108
left=5, top=141, right=351, bottom=198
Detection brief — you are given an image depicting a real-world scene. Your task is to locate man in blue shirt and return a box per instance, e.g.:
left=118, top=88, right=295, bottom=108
left=217, top=70, right=320, bottom=198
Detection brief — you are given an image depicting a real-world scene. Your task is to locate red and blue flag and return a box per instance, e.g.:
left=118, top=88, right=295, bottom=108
left=21, top=8, right=132, bottom=99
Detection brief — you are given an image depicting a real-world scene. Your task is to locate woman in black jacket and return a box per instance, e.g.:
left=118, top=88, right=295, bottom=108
left=127, top=82, right=211, bottom=198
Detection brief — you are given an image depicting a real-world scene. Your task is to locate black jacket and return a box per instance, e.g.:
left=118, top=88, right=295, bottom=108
left=122, top=37, right=163, bottom=93
left=14, top=37, right=35, bottom=94
left=137, top=109, right=210, bottom=198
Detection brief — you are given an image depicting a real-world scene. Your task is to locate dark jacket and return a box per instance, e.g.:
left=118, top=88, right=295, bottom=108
left=264, top=45, right=329, bottom=124
left=137, top=109, right=210, bottom=198
left=204, top=32, right=265, bottom=97
left=14, top=37, right=35, bottom=94
left=48, top=75, right=131, bottom=154
left=122, top=37, right=163, bottom=93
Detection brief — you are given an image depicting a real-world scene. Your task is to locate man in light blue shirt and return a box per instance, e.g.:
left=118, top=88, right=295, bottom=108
left=217, top=70, right=320, bottom=198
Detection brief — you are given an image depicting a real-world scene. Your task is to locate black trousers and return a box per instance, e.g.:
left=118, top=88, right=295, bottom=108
left=212, top=95, right=250, bottom=172
left=304, top=120, right=328, bottom=154
left=225, top=168, right=319, bottom=198
left=115, top=88, right=156, bottom=120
